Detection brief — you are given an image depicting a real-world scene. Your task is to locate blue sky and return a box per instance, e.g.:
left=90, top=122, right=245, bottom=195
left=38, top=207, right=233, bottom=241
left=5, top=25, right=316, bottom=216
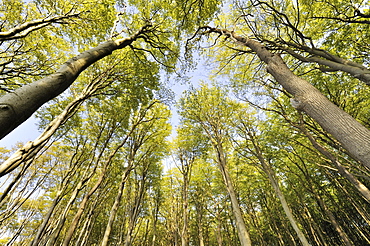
left=0, top=115, right=40, bottom=149
left=0, top=64, right=209, bottom=150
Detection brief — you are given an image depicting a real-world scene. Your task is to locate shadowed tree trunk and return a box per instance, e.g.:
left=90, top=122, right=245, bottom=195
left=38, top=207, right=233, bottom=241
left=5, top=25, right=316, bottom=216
left=0, top=24, right=152, bottom=139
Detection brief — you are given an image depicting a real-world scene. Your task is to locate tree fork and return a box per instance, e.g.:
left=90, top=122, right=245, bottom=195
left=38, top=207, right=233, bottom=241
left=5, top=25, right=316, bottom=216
left=200, top=26, right=370, bottom=169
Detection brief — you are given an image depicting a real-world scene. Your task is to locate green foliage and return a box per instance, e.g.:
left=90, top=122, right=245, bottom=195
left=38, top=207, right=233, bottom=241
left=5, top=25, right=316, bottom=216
left=1, top=0, right=370, bottom=245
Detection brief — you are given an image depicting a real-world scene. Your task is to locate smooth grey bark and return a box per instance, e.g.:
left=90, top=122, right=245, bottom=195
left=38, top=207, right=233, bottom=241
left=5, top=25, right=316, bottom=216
left=202, top=26, right=370, bottom=169
left=215, top=142, right=252, bottom=246
left=0, top=87, right=88, bottom=177
left=0, top=24, right=151, bottom=140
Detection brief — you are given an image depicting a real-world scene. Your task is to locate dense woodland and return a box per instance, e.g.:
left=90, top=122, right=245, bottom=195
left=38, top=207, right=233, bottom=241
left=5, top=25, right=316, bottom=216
left=0, top=0, right=369, bottom=245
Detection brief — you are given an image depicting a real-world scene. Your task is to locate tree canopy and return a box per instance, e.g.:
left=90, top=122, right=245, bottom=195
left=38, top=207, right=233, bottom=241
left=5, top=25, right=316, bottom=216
left=0, top=0, right=369, bottom=245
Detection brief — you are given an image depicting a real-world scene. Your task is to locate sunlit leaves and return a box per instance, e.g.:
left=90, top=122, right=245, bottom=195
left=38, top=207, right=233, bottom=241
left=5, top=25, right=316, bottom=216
left=178, top=83, right=241, bottom=137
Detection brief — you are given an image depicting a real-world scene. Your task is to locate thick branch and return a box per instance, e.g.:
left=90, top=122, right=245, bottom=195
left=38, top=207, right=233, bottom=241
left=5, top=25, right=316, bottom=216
left=312, top=16, right=370, bottom=25
left=0, top=12, right=82, bottom=41
left=265, top=41, right=370, bottom=85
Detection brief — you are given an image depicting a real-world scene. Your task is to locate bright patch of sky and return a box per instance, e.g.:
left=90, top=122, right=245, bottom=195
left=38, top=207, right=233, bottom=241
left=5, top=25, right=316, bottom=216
left=0, top=60, right=211, bottom=150
left=0, top=115, right=41, bottom=149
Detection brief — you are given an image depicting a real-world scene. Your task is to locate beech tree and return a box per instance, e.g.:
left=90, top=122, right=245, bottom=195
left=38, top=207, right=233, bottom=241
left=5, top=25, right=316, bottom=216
left=191, top=25, right=370, bottom=168
left=233, top=111, right=310, bottom=246
left=1, top=0, right=370, bottom=245
left=178, top=84, right=252, bottom=246
left=0, top=0, right=222, bottom=139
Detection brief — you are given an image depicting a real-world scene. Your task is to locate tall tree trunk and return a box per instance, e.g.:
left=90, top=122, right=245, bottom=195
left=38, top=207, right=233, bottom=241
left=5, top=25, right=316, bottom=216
left=0, top=24, right=152, bottom=139
left=199, top=227, right=205, bottom=246
left=150, top=196, right=160, bottom=246
left=45, top=165, right=94, bottom=246
left=30, top=189, right=64, bottom=246
left=296, top=155, right=355, bottom=246
left=303, top=206, right=328, bottom=246
left=45, top=181, right=85, bottom=246
left=249, top=134, right=310, bottom=246
left=202, top=26, right=370, bottom=168
left=195, top=202, right=205, bottom=246
left=312, top=189, right=353, bottom=246
left=62, top=167, right=107, bottom=246
left=261, top=187, right=289, bottom=245
left=247, top=199, right=267, bottom=245
left=298, top=122, right=370, bottom=203
left=215, top=207, right=223, bottom=246
left=74, top=197, right=98, bottom=246
left=100, top=166, right=132, bottom=246
left=324, top=170, right=370, bottom=244
left=332, top=176, right=370, bottom=225
left=181, top=175, right=189, bottom=246
left=216, top=144, right=252, bottom=246
left=62, top=127, right=135, bottom=246
left=124, top=173, right=146, bottom=246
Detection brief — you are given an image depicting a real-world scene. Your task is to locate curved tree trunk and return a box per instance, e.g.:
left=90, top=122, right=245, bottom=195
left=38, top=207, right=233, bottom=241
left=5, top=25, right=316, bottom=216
left=30, top=189, right=64, bottom=246
left=62, top=168, right=107, bottom=246
left=62, top=124, right=136, bottom=246
left=46, top=180, right=86, bottom=246
left=0, top=73, right=104, bottom=177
